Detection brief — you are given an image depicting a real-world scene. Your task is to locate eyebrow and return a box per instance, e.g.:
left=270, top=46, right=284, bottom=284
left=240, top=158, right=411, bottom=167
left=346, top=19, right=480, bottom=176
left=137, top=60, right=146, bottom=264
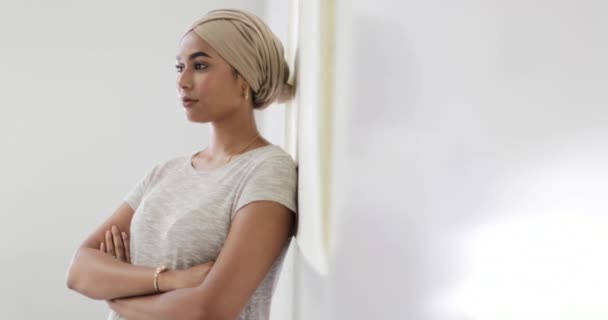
left=176, top=51, right=212, bottom=61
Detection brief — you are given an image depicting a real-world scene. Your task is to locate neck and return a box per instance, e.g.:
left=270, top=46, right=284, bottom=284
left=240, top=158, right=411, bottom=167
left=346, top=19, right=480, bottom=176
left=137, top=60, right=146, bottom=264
left=206, top=107, right=261, bottom=157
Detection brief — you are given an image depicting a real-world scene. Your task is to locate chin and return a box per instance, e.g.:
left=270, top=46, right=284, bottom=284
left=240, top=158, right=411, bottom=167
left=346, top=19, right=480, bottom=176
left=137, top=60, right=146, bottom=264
left=187, top=116, right=213, bottom=124
left=185, top=112, right=212, bottom=123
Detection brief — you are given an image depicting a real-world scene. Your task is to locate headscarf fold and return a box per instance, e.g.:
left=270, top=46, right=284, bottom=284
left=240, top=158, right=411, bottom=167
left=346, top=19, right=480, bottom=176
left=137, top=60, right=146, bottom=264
left=185, top=9, right=293, bottom=109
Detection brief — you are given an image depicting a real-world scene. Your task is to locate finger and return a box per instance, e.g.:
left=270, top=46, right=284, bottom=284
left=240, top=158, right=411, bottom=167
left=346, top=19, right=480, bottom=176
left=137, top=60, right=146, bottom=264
left=122, top=232, right=131, bottom=264
left=100, top=241, right=105, bottom=253
left=105, top=229, right=115, bottom=257
left=111, top=225, right=125, bottom=262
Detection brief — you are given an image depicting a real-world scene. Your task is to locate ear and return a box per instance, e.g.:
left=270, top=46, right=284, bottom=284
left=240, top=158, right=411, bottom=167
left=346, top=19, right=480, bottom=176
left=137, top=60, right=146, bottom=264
left=238, top=75, right=251, bottom=96
left=238, top=74, right=248, bottom=88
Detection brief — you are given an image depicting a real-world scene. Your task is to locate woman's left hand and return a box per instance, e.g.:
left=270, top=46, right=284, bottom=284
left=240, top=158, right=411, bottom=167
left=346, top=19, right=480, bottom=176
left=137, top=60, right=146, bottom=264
left=99, top=225, right=131, bottom=264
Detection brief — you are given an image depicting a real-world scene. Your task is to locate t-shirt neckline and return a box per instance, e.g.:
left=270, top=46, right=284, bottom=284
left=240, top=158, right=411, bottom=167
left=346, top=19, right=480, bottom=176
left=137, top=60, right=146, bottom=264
left=187, top=144, right=275, bottom=175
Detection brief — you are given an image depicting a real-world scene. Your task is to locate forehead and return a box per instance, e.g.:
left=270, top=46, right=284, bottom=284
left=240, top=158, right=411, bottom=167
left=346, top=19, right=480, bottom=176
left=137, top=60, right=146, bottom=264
left=176, top=31, right=219, bottom=60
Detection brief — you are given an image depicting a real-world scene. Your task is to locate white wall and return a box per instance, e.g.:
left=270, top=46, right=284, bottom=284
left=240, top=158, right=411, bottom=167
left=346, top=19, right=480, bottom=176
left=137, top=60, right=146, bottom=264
left=0, top=1, right=266, bottom=318
left=290, top=0, right=608, bottom=319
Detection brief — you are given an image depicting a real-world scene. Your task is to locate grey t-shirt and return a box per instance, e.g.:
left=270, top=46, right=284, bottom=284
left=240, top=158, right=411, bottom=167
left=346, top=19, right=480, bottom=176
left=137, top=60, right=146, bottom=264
left=108, top=144, right=297, bottom=320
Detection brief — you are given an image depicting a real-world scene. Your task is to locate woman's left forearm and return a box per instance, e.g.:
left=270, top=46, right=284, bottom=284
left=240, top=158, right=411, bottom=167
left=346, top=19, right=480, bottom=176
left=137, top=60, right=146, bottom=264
left=109, top=287, right=205, bottom=320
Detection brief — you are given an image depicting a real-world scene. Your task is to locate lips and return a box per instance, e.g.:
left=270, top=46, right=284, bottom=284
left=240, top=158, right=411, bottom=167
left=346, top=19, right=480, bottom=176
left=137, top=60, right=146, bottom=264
left=181, top=97, right=198, bottom=107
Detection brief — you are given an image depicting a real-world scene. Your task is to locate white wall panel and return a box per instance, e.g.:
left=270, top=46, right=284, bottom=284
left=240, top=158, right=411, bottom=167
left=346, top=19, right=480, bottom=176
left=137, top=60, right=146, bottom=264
left=289, top=1, right=608, bottom=319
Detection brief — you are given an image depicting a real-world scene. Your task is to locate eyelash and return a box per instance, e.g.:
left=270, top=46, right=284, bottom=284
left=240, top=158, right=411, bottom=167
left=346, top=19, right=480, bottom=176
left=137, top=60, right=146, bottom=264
left=175, top=63, right=207, bottom=73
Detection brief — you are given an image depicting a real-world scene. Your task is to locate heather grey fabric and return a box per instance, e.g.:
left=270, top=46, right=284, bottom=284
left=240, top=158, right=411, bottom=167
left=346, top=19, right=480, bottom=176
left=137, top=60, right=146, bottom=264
left=108, top=144, right=297, bottom=320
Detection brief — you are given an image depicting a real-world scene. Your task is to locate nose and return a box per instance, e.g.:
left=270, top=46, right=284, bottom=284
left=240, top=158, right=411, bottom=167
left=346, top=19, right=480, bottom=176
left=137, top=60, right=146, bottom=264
left=177, top=68, right=193, bottom=90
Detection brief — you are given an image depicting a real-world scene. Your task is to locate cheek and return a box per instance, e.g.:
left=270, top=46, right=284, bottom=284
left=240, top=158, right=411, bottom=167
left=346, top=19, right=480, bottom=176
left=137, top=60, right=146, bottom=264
left=193, top=74, right=215, bottom=94
left=203, top=76, right=240, bottom=102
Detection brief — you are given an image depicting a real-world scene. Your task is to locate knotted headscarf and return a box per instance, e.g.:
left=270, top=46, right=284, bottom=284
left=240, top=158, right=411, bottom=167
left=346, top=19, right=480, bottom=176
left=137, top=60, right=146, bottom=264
left=185, top=9, right=294, bottom=109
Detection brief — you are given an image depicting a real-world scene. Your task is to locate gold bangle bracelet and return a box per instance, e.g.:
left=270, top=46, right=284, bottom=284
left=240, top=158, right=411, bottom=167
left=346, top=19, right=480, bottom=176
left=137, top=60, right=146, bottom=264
left=154, top=265, right=168, bottom=293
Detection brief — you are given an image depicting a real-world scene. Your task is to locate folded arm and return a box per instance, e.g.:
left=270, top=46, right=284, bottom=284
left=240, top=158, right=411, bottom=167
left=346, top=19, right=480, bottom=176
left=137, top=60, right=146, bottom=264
left=67, top=202, right=162, bottom=300
left=66, top=202, right=211, bottom=300
left=108, top=200, right=295, bottom=320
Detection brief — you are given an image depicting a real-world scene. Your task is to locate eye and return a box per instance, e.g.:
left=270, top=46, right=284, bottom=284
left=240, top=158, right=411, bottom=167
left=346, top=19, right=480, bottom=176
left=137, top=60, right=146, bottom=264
left=175, top=64, right=184, bottom=73
left=194, top=63, right=208, bottom=70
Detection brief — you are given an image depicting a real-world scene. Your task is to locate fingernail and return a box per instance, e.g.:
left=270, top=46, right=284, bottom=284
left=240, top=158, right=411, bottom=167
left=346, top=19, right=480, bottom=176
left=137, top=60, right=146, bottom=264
left=112, top=225, right=117, bottom=232
left=122, top=232, right=127, bottom=238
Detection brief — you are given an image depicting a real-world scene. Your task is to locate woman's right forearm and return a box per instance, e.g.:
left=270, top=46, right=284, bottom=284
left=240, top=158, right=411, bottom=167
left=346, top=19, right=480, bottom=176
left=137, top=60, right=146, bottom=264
left=66, top=247, right=158, bottom=300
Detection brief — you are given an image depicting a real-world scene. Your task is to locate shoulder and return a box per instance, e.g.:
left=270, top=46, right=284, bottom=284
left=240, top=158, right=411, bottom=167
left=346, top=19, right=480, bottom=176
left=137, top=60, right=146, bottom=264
left=246, top=145, right=297, bottom=175
left=233, top=145, right=298, bottom=216
left=230, top=145, right=298, bottom=185
left=251, top=145, right=296, bottom=166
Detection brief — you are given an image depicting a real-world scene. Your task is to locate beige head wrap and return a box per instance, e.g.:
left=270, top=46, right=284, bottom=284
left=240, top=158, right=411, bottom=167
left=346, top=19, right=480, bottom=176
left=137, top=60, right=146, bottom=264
left=185, top=9, right=293, bottom=109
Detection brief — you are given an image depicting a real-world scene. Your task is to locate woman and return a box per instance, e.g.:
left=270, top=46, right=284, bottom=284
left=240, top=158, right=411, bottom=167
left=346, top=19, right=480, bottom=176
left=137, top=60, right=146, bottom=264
left=66, top=9, right=297, bottom=320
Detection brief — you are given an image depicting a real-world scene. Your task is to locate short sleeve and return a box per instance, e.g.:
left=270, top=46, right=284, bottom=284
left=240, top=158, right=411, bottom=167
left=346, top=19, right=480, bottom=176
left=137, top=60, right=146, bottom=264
left=123, top=164, right=159, bottom=211
left=233, top=155, right=298, bottom=220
